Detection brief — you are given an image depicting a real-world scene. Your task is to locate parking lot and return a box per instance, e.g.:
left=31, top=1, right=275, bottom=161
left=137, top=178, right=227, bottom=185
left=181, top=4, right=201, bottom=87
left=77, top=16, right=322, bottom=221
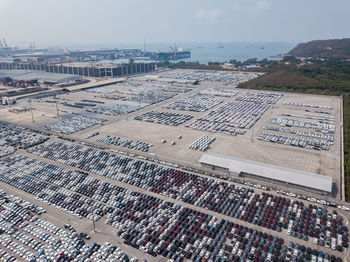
left=0, top=69, right=344, bottom=201
left=0, top=136, right=348, bottom=261
left=0, top=69, right=346, bottom=261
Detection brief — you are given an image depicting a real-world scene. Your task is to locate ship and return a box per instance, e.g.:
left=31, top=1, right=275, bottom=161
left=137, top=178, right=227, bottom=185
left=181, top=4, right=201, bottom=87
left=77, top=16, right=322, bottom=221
left=149, top=47, right=191, bottom=61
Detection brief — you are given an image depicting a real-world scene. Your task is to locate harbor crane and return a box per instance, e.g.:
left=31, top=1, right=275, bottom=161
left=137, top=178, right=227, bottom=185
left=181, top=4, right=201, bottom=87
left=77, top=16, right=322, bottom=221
left=3, top=38, right=8, bottom=48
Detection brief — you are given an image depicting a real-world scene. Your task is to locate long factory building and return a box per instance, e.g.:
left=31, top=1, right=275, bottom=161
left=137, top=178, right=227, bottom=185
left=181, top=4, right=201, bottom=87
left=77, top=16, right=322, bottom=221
left=0, top=61, right=155, bottom=78
left=199, top=152, right=333, bottom=195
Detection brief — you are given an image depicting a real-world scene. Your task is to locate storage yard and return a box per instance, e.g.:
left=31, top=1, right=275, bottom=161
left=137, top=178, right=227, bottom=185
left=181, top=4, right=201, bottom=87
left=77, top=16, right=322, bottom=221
left=0, top=69, right=348, bottom=261
left=0, top=70, right=343, bottom=196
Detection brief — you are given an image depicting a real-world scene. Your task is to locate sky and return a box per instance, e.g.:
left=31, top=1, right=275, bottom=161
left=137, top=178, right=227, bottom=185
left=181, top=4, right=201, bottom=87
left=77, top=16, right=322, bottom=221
left=0, top=0, right=349, bottom=49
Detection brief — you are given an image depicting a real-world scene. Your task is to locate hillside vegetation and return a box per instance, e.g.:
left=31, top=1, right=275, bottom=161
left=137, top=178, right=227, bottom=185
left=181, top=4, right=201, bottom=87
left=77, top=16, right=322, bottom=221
left=288, top=38, right=350, bottom=59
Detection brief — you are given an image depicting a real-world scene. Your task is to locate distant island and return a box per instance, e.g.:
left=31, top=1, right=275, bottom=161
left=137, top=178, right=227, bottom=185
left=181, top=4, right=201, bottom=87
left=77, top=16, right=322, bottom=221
left=288, top=38, right=350, bottom=59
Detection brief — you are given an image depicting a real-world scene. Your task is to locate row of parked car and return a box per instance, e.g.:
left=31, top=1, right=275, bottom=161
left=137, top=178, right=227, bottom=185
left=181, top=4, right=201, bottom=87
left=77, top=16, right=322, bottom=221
left=280, top=113, right=334, bottom=123
left=84, top=132, right=99, bottom=139
left=277, top=190, right=350, bottom=213
left=27, top=141, right=349, bottom=253
left=235, top=90, right=283, bottom=105
left=0, top=122, right=48, bottom=149
left=283, top=101, right=333, bottom=110
left=0, top=146, right=15, bottom=158
left=263, top=126, right=334, bottom=143
left=258, top=132, right=331, bottom=151
left=270, top=118, right=336, bottom=134
left=96, top=134, right=153, bottom=152
left=125, top=85, right=191, bottom=106
left=45, top=115, right=106, bottom=135
left=165, top=94, right=223, bottom=112
left=189, top=135, right=216, bottom=151
left=134, top=111, right=193, bottom=126
left=87, top=101, right=147, bottom=116
left=200, top=88, right=239, bottom=97
left=186, top=119, right=247, bottom=137
left=159, top=70, right=262, bottom=84
left=86, top=87, right=119, bottom=94
left=0, top=189, right=131, bottom=262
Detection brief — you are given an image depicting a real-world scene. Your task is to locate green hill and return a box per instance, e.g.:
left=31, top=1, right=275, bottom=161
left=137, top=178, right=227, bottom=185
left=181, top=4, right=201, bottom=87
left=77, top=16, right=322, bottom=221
left=288, top=38, right=350, bottom=59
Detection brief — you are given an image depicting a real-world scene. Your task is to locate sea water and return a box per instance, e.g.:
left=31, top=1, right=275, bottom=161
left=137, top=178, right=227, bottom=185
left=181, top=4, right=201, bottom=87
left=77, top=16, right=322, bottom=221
left=71, top=41, right=295, bottom=64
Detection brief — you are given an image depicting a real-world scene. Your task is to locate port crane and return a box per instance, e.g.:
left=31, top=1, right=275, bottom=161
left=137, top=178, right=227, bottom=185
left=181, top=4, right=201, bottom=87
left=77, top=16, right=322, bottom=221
left=2, top=39, right=8, bottom=48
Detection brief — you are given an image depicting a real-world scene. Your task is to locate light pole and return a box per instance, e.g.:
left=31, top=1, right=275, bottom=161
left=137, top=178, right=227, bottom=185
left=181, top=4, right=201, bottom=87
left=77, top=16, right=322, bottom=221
left=55, top=101, right=59, bottom=117
left=92, top=219, right=96, bottom=232
left=29, top=99, right=34, bottom=122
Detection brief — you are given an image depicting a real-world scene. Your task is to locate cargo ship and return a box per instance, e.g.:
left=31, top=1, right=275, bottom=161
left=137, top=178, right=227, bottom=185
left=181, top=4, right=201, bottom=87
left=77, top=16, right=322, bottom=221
left=149, top=47, right=191, bottom=61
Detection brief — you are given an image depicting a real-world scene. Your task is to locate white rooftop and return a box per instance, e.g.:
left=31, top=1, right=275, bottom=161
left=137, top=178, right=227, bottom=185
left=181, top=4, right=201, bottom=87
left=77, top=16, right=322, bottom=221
left=199, top=152, right=332, bottom=192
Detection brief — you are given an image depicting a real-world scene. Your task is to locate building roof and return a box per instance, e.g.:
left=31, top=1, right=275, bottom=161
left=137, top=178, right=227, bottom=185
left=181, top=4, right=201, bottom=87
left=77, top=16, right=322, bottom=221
left=66, top=78, right=124, bottom=92
left=199, top=152, right=332, bottom=192
left=0, top=70, right=82, bottom=83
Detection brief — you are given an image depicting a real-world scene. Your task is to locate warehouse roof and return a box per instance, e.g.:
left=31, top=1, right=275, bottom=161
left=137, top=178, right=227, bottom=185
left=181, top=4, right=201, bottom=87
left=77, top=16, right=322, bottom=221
left=199, top=152, right=332, bottom=192
left=0, top=70, right=82, bottom=83
left=66, top=78, right=124, bottom=92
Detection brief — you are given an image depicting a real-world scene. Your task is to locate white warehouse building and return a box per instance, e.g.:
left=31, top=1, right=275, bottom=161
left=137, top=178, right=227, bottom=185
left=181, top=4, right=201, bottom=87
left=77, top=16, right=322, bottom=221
left=199, top=152, right=333, bottom=195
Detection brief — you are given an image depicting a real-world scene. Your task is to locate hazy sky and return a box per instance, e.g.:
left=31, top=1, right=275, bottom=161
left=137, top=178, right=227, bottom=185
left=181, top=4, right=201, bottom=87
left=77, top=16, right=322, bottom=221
left=0, top=0, right=349, bottom=48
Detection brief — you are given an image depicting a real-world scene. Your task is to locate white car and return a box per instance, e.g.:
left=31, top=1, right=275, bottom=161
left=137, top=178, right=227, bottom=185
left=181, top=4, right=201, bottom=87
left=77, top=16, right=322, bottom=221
left=338, top=205, right=350, bottom=211
left=317, top=199, right=327, bottom=205
left=140, top=246, right=148, bottom=252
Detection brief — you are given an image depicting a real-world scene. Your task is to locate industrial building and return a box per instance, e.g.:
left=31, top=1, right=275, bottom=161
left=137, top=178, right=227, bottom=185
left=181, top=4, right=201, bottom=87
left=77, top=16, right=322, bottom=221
left=199, top=152, right=333, bottom=195
left=0, top=61, right=156, bottom=78
left=0, top=70, right=83, bottom=85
